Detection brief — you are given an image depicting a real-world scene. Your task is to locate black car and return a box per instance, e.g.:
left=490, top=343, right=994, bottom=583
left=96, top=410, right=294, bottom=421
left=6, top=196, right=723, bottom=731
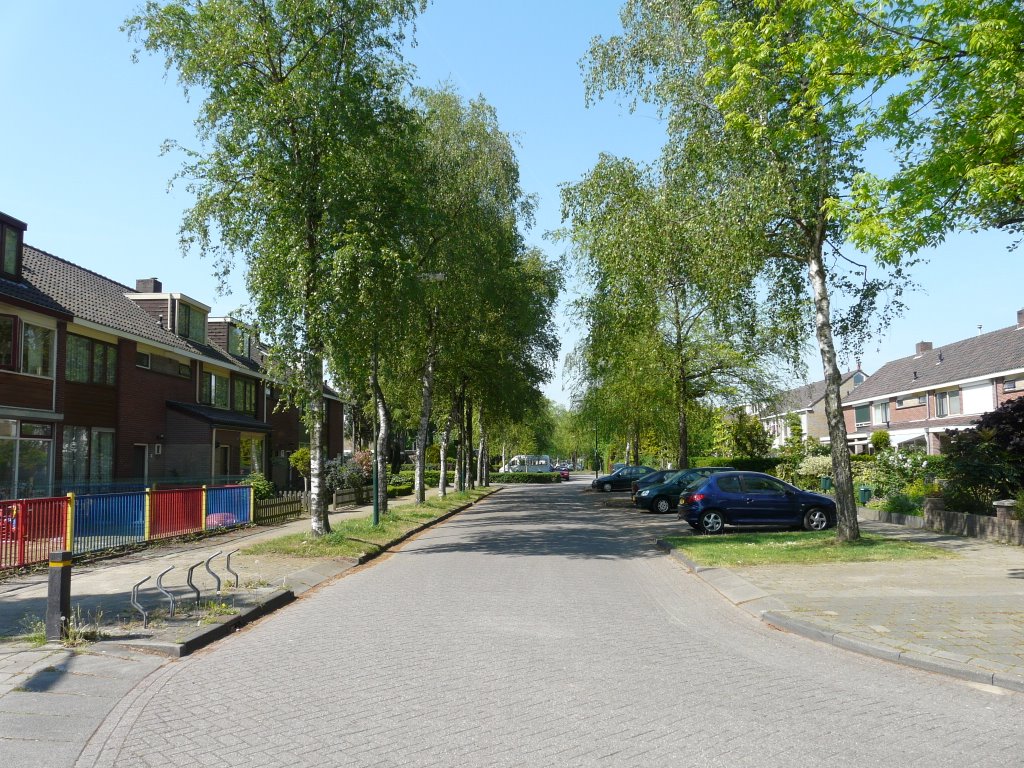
left=630, top=469, right=678, bottom=500
left=679, top=471, right=837, bottom=533
left=633, top=466, right=735, bottom=513
left=591, top=465, right=656, bottom=492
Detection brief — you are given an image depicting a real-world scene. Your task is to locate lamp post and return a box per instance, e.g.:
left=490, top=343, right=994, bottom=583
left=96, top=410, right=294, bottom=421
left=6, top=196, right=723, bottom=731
left=594, top=422, right=599, bottom=480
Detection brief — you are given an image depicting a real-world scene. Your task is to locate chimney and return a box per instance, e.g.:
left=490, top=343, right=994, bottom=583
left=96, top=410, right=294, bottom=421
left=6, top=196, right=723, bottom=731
left=915, top=341, right=933, bottom=355
left=135, top=278, right=162, bottom=293
left=1017, top=308, right=1024, bottom=329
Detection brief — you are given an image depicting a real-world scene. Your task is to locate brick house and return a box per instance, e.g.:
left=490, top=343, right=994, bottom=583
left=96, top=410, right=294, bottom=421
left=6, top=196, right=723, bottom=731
left=842, top=311, right=1024, bottom=454
left=758, top=369, right=868, bottom=449
left=0, top=210, right=345, bottom=499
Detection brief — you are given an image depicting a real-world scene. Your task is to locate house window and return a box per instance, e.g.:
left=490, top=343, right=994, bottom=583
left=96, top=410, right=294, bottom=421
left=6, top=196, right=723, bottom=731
left=20, top=323, right=54, bottom=378
left=936, top=389, right=961, bottom=417
left=1006, top=379, right=1018, bottom=392
left=66, top=334, right=117, bottom=385
left=228, top=327, right=250, bottom=357
left=896, top=394, right=926, bottom=408
left=0, top=315, right=15, bottom=369
left=854, top=405, right=870, bottom=426
left=1, top=223, right=21, bottom=279
left=178, top=303, right=206, bottom=344
left=873, top=401, right=890, bottom=424
left=233, top=378, right=256, bottom=416
left=61, top=427, right=114, bottom=490
left=199, top=370, right=230, bottom=408
left=136, top=352, right=151, bottom=369
left=0, top=419, right=53, bottom=499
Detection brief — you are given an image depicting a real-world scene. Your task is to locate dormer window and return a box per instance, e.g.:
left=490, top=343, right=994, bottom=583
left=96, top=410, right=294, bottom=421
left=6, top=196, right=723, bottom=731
left=228, top=326, right=250, bottom=357
left=178, top=302, right=206, bottom=344
left=1, top=216, right=25, bottom=281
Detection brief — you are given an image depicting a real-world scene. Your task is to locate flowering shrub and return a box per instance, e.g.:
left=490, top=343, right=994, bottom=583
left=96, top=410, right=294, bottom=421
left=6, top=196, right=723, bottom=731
left=324, top=455, right=370, bottom=494
left=797, top=455, right=833, bottom=482
left=872, top=449, right=932, bottom=498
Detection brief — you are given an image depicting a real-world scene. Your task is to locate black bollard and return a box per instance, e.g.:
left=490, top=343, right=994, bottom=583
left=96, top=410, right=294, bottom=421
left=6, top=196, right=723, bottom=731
left=46, top=550, right=72, bottom=641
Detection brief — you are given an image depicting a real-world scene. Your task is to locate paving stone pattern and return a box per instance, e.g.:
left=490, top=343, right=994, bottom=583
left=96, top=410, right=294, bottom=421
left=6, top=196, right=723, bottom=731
left=75, top=484, right=1023, bottom=768
left=734, top=522, right=1024, bottom=675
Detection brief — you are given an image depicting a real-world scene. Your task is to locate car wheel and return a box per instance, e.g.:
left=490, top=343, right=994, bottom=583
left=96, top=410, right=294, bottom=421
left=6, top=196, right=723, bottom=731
left=653, top=496, right=671, bottom=514
left=803, top=507, right=830, bottom=531
left=699, top=510, right=724, bottom=534
left=602, top=482, right=612, bottom=492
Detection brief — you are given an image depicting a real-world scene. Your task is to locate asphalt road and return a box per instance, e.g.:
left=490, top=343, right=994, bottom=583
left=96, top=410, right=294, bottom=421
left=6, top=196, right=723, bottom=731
left=78, top=482, right=1022, bottom=767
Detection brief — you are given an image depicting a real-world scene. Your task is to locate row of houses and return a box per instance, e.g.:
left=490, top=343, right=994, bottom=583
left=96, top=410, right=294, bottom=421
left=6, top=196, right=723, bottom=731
left=759, top=311, right=1024, bottom=454
left=0, top=209, right=347, bottom=501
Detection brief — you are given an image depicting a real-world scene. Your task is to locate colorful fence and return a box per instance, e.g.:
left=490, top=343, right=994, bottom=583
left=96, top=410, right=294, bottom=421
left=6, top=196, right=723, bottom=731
left=0, top=497, right=69, bottom=571
left=0, top=485, right=254, bottom=569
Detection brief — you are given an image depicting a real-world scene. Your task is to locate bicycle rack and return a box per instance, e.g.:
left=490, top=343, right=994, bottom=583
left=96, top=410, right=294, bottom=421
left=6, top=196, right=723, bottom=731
left=131, top=576, right=151, bottom=628
left=186, top=561, right=203, bottom=607
left=155, top=566, right=176, bottom=617
left=205, top=551, right=223, bottom=597
left=225, top=549, right=240, bottom=588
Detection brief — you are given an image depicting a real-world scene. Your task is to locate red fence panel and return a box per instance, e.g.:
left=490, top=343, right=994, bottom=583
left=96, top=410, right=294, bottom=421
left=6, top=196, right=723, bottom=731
left=149, top=488, right=204, bottom=540
left=0, top=497, right=69, bottom=570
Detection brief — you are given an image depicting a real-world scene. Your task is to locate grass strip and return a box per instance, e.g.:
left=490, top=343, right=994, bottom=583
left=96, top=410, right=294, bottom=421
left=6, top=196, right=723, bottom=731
left=662, top=530, right=957, bottom=568
left=243, top=488, right=491, bottom=559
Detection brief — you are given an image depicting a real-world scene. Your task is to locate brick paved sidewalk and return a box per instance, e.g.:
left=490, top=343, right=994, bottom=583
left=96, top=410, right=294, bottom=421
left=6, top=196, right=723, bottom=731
left=665, top=517, right=1024, bottom=691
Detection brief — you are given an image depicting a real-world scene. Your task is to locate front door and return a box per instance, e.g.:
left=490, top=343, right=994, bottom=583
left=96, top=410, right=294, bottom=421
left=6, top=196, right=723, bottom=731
left=214, top=445, right=229, bottom=478
left=132, top=445, right=148, bottom=487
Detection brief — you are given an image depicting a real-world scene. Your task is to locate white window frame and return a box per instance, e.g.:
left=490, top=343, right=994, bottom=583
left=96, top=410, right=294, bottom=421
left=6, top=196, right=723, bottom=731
left=873, top=401, right=890, bottom=425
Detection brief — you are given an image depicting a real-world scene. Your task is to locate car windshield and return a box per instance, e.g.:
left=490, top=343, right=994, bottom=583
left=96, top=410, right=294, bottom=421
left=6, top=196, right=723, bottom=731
left=681, top=477, right=706, bottom=492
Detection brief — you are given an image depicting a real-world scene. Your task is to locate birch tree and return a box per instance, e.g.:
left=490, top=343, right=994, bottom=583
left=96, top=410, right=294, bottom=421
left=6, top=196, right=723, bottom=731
left=126, top=0, right=422, bottom=535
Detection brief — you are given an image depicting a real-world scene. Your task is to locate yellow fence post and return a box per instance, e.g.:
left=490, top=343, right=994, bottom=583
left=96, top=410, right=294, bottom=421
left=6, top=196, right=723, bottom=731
left=249, top=484, right=255, bottom=524
left=202, top=485, right=208, bottom=531
left=144, top=488, right=152, bottom=541
left=65, top=492, right=75, bottom=552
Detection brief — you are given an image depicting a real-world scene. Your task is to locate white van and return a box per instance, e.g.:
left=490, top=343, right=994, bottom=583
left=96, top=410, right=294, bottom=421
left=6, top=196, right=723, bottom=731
left=500, top=454, right=551, bottom=473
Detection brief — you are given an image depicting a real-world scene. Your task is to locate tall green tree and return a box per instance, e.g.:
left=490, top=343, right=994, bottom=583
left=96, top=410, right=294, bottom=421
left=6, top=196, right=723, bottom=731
left=561, top=154, right=786, bottom=469
left=126, top=0, right=423, bottom=535
left=587, top=0, right=916, bottom=540
left=846, top=0, right=1024, bottom=256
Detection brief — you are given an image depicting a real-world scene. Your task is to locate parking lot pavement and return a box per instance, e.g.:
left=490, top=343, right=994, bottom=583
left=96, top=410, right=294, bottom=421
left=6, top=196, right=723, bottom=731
left=660, top=516, right=1024, bottom=691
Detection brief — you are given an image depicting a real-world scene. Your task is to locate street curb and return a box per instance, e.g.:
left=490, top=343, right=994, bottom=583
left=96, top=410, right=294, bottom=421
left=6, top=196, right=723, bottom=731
left=110, top=487, right=502, bottom=658
left=110, top=588, right=297, bottom=658
left=657, top=538, right=1024, bottom=694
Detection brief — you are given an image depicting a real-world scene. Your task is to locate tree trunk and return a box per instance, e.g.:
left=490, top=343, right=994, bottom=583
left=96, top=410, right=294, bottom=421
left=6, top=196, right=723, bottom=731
left=438, top=399, right=457, bottom=499
left=477, top=409, right=488, bottom=487
left=807, top=240, right=860, bottom=542
left=370, top=351, right=391, bottom=518
left=678, top=375, right=690, bottom=470
left=465, top=395, right=475, bottom=490
left=414, top=325, right=437, bottom=504
left=307, top=352, right=330, bottom=536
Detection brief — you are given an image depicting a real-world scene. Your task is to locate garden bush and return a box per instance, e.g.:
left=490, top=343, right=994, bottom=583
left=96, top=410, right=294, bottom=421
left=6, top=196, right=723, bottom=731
left=241, top=471, right=276, bottom=500
left=490, top=472, right=560, bottom=483
left=691, top=457, right=783, bottom=474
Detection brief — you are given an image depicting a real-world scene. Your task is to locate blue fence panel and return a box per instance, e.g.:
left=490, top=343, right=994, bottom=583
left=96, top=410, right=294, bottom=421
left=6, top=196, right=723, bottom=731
left=72, top=491, right=146, bottom=555
left=205, top=485, right=251, bottom=528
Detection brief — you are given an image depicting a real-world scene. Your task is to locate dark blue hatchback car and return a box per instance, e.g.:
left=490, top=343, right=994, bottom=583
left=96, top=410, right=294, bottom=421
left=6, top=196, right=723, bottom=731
left=679, top=471, right=836, bottom=534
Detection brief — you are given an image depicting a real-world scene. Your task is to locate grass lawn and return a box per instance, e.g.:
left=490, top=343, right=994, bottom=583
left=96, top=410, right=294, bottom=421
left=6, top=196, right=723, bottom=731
left=662, top=530, right=957, bottom=568
left=244, top=488, right=492, bottom=559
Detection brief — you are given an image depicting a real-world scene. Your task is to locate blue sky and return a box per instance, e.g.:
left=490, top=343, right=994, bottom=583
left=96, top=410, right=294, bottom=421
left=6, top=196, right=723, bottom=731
left=1, top=1, right=1020, bottom=407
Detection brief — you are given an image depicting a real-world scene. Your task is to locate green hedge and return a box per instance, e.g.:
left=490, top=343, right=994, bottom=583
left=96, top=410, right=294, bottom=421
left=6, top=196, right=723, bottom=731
left=396, top=470, right=455, bottom=486
left=387, top=483, right=413, bottom=498
left=691, top=457, right=784, bottom=473
left=490, top=472, right=561, bottom=484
